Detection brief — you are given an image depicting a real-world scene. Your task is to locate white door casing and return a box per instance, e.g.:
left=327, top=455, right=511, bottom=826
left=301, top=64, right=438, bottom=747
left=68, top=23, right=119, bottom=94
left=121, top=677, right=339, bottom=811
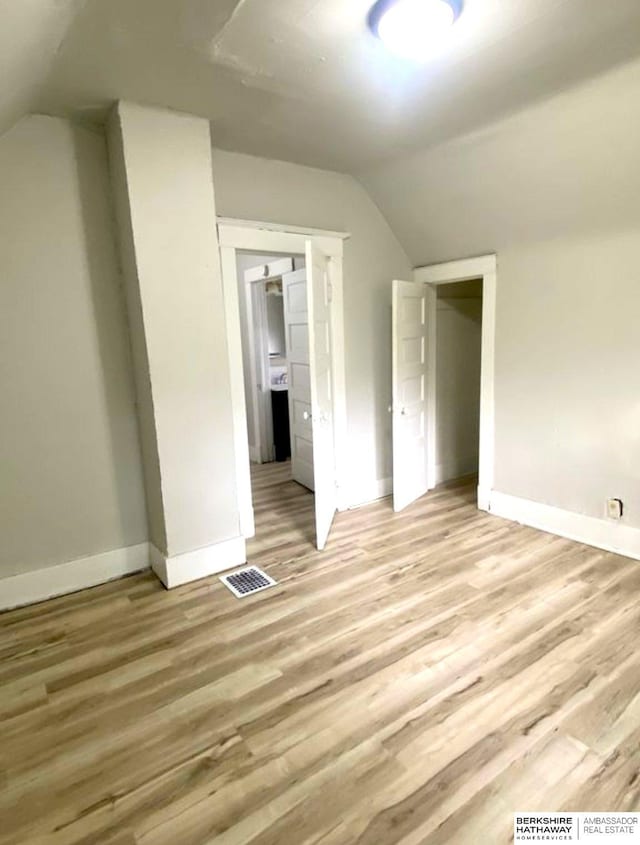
left=391, top=279, right=435, bottom=513
left=306, top=240, right=338, bottom=550
left=283, top=267, right=314, bottom=491
left=413, top=254, right=497, bottom=512
left=217, top=220, right=349, bottom=540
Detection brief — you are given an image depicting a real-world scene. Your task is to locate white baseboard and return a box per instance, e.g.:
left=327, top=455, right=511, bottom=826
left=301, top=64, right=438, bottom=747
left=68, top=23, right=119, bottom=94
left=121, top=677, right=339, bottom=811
left=347, top=477, right=392, bottom=510
left=477, top=486, right=491, bottom=512
left=489, top=490, right=640, bottom=561
left=0, top=543, right=150, bottom=611
left=150, top=536, right=247, bottom=589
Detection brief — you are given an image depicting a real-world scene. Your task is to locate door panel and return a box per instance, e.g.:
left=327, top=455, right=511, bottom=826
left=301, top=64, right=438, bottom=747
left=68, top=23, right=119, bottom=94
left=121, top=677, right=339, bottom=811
left=283, top=268, right=314, bottom=490
left=392, top=280, right=434, bottom=512
left=306, top=240, right=337, bottom=551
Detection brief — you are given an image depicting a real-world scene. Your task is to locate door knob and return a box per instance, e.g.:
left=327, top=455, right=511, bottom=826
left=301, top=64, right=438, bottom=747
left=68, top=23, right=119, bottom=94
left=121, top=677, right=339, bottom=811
left=303, top=410, right=330, bottom=424
left=400, top=407, right=407, bottom=416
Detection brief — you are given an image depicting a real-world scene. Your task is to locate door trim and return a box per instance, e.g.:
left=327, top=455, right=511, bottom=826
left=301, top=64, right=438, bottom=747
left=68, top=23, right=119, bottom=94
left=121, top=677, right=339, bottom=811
left=413, top=254, right=497, bottom=511
left=217, top=217, right=350, bottom=242
left=219, top=219, right=349, bottom=538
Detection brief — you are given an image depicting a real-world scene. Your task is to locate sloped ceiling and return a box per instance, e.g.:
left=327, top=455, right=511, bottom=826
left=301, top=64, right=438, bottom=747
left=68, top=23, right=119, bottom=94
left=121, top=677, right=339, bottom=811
left=0, top=0, right=87, bottom=137
left=359, top=56, right=640, bottom=265
left=4, top=0, right=640, bottom=172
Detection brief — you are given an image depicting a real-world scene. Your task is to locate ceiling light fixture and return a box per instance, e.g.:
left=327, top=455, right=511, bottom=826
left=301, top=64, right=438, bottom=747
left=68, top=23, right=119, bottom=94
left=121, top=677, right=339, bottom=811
left=368, top=0, right=463, bottom=62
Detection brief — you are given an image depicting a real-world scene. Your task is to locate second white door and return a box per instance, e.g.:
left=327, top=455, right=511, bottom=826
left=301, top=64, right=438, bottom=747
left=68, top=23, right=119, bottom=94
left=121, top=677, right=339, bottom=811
left=306, top=240, right=337, bottom=551
left=282, top=244, right=338, bottom=550
left=283, top=267, right=315, bottom=490
left=391, top=279, right=435, bottom=512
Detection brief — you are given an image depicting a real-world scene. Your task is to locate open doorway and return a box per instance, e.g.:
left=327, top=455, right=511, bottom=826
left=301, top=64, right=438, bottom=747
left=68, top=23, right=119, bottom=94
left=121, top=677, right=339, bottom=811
left=218, top=220, right=349, bottom=551
left=391, top=255, right=496, bottom=513
left=434, top=279, right=483, bottom=485
left=236, top=252, right=306, bottom=468
left=236, top=250, right=318, bottom=547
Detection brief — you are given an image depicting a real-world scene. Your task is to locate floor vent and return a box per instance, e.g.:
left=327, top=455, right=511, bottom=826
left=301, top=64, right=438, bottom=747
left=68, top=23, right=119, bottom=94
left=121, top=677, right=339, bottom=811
left=220, top=566, right=277, bottom=598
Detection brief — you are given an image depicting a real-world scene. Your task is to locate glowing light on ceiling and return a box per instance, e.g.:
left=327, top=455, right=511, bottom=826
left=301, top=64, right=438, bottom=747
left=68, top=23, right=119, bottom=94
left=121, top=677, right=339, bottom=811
left=368, top=0, right=463, bottom=61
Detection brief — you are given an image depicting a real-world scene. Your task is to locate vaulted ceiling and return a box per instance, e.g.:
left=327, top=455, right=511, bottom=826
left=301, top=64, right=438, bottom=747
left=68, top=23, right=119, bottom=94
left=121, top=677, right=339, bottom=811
left=4, top=0, right=640, bottom=172
left=0, top=0, right=86, bottom=137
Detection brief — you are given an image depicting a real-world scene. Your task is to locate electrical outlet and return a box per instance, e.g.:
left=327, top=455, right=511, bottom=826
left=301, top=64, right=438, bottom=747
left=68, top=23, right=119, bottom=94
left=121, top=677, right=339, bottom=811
left=606, top=498, right=623, bottom=520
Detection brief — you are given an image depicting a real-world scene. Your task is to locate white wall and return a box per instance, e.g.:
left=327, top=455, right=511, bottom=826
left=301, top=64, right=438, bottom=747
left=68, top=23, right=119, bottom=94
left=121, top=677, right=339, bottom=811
left=0, top=115, right=148, bottom=578
left=361, top=58, right=640, bottom=529
left=108, top=107, right=166, bottom=552
left=213, top=151, right=413, bottom=499
left=494, top=234, right=640, bottom=523
left=436, top=288, right=482, bottom=484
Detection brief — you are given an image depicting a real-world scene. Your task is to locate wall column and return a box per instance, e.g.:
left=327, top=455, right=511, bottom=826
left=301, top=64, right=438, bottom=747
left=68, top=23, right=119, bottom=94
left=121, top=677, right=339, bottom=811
left=108, top=101, right=245, bottom=587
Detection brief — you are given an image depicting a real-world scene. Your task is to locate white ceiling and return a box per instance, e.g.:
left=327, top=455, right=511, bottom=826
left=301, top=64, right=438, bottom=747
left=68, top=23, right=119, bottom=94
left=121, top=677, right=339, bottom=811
left=5, top=0, right=640, bottom=172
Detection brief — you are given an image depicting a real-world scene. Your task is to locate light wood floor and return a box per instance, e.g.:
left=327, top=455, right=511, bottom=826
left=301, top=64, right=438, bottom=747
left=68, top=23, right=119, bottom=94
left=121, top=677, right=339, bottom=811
left=2, top=463, right=640, bottom=845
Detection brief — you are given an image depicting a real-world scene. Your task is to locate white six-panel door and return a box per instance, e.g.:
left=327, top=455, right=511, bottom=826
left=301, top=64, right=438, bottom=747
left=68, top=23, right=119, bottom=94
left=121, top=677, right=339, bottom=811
left=392, top=280, right=435, bottom=512
left=306, top=240, right=337, bottom=550
left=282, top=267, right=315, bottom=491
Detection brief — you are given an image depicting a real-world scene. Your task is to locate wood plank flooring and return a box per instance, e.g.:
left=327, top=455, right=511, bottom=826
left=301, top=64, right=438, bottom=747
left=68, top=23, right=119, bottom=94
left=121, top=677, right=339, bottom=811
left=2, top=462, right=640, bottom=844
